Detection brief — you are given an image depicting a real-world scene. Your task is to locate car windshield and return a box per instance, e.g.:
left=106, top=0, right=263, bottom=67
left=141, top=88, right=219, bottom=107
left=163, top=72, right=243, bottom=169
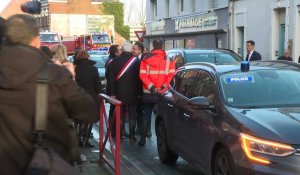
left=40, top=34, right=60, bottom=43
left=92, top=35, right=110, bottom=44
left=185, top=50, right=242, bottom=64
left=90, top=57, right=105, bottom=68
left=219, top=69, right=300, bottom=108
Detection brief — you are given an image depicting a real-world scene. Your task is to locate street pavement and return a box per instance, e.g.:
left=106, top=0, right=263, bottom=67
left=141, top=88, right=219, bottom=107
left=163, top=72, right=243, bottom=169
left=80, top=104, right=204, bottom=175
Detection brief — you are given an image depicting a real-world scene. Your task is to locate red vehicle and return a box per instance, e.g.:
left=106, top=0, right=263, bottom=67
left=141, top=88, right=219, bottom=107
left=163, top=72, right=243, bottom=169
left=77, top=33, right=111, bottom=51
left=40, top=32, right=61, bottom=48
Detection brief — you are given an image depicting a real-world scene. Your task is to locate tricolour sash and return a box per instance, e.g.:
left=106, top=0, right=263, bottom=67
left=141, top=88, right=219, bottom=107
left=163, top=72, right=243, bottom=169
left=116, top=56, right=138, bottom=80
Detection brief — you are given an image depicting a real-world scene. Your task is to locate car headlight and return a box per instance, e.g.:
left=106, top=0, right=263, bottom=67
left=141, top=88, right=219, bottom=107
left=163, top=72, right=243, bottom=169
left=240, top=133, right=296, bottom=164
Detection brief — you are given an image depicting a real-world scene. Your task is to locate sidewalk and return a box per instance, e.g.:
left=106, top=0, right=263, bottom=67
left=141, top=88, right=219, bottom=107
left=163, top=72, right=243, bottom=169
left=79, top=135, right=135, bottom=175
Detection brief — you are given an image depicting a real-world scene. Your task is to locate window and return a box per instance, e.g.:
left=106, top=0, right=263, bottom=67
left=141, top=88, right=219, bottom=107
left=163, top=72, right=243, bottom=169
left=178, top=0, right=184, bottom=12
left=170, top=71, right=183, bottom=91
left=213, top=0, right=228, bottom=9
left=151, top=0, right=158, bottom=18
left=177, top=70, right=199, bottom=98
left=165, top=0, right=170, bottom=17
left=192, top=71, right=215, bottom=104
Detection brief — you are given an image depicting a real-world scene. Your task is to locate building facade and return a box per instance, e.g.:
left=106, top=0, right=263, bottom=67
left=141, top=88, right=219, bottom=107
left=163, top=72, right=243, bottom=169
left=230, top=0, right=300, bottom=61
left=34, top=0, right=114, bottom=37
left=144, top=0, right=229, bottom=50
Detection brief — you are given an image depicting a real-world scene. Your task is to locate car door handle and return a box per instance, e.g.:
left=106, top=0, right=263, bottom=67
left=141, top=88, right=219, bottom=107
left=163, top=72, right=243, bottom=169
left=183, top=113, right=190, bottom=119
left=167, top=103, right=174, bottom=108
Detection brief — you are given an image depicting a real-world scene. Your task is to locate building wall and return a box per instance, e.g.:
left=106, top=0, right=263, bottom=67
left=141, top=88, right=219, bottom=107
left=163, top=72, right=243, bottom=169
left=231, top=0, right=300, bottom=61
left=145, top=0, right=229, bottom=50
left=49, top=0, right=103, bottom=15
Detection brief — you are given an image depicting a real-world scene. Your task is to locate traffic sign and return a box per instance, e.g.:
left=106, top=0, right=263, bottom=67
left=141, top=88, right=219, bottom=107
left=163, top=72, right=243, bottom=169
left=134, top=31, right=146, bottom=42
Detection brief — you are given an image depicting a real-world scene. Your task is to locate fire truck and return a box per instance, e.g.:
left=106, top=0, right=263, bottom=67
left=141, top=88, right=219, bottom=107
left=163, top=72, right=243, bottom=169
left=61, top=33, right=112, bottom=55
left=76, top=33, right=112, bottom=51
left=40, top=32, right=61, bottom=48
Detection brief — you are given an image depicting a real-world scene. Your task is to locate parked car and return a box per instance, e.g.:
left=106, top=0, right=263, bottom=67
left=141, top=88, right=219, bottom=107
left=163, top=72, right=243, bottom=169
left=155, top=61, right=300, bottom=175
left=89, top=55, right=106, bottom=92
left=87, top=50, right=108, bottom=56
left=167, top=48, right=243, bottom=68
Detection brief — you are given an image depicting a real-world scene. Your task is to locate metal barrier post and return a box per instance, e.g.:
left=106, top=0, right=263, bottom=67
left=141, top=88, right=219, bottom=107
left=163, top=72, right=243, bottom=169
left=98, top=94, right=122, bottom=175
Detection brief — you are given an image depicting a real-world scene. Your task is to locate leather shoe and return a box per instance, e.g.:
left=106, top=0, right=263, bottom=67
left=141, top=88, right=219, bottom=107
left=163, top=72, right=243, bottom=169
left=129, top=137, right=137, bottom=144
left=138, top=138, right=146, bottom=146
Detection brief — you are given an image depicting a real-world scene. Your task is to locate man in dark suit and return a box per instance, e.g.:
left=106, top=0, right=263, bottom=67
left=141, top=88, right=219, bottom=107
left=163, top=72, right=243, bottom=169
left=246, top=40, right=261, bottom=61
left=109, top=42, right=141, bottom=143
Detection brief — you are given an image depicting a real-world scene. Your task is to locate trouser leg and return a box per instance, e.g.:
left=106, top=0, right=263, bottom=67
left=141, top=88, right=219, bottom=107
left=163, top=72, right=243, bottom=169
left=128, top=104, right=137, bottom=141
left=136, top=101, right=143, bottom=135
left=121, top=105, right=128, bottom=137
left=108, top=104, right=115, bottom=136
left=139, top=103, right=155, bottom=146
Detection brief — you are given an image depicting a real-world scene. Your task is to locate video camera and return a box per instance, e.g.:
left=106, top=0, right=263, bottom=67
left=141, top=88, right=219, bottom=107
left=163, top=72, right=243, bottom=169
left=21, top=1, right=41, bottom=14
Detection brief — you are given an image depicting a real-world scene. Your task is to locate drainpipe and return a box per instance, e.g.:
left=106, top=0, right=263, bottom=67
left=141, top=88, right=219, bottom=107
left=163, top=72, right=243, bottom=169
left=229, top=0, right=235, bottom=50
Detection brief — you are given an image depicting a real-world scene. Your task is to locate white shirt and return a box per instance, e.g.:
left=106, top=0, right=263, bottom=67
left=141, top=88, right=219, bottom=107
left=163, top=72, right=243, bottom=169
left=137, top=54, right=142, bottom=60
left=248, top=50, right=254, bottom=61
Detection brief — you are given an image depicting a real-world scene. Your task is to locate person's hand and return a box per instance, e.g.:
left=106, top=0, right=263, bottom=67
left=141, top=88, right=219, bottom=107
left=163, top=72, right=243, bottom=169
left=158, top=86, right=168, bottom=94
left=63, top=62, right=75, bottom=79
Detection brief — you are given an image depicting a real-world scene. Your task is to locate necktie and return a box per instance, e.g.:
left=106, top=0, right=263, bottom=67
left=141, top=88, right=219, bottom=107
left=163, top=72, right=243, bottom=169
left=246, top=53, right=250, bottom=61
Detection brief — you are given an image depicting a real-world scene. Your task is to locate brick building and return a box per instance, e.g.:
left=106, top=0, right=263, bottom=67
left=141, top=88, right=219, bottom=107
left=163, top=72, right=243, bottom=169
left=35, top=0, right=126, bottom=45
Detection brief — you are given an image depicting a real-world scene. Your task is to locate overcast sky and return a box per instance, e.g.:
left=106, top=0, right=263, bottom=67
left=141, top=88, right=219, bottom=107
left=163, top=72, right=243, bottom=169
left=0, top=0, right=11, bottom=13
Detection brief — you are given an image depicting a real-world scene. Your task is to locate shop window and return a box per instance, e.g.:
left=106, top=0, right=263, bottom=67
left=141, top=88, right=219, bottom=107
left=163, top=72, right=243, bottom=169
left=174, top=39, right=185, bottom=48
left=165, top=40, right=174, bottom=51
left=185, top=38, right=195, bottom=48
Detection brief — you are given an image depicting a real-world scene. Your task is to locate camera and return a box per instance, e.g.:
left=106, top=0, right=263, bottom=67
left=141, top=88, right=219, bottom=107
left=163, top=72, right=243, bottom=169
left=21, top=1, right=41, bottom=14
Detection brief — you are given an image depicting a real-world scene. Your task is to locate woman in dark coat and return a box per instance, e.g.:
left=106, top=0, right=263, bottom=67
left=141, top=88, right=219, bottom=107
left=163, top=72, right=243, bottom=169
left=74, top=50, right=101, bottom=147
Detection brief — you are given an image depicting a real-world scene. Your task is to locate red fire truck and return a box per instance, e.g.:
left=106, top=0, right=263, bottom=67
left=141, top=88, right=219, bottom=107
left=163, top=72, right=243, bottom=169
left=40, top=32, right=61, bottom=48
left=77, top=33, right=112, bottom=51
left=61, top=33, right=111, bottom=55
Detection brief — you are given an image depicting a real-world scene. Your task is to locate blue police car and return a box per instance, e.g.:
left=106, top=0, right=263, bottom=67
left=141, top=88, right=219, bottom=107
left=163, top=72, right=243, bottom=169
left=155, top=61, right=300, bottom=175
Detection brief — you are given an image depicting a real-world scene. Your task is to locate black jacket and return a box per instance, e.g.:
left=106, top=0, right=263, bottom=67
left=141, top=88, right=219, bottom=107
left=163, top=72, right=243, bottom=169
left=278, top=56, right=293, bottom=61
left=75, top=59, right=101, bottom=120
left=0, top=45, right=97, bottom=175
left=109, top=52, right=141, bottom=104
left=105, top=55, right=115, bottom=96
left=246, top=50, right=261, bottom=61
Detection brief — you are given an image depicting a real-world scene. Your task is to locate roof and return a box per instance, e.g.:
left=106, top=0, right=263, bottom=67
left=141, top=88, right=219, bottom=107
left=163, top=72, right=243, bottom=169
left=167, top=48, right=234, bottom=53
left=182, top=61, right=300, bottom=74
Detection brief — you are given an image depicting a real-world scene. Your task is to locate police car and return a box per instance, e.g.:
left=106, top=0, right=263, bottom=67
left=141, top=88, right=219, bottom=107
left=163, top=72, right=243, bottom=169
left=155, top=61, right=300, bottom=175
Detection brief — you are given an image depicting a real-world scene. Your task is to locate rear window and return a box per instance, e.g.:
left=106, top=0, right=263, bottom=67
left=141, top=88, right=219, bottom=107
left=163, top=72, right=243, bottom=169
left=185, top=50, right=242, bottom=64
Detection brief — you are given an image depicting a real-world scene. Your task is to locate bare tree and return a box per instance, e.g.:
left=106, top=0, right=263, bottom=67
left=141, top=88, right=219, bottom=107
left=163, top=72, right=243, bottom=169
left=124, top=0, right=146, bottom=26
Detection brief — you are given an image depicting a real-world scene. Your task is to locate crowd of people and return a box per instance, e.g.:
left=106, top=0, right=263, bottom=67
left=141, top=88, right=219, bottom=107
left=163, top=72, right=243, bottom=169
left=0, top=14, right=176, bottom=174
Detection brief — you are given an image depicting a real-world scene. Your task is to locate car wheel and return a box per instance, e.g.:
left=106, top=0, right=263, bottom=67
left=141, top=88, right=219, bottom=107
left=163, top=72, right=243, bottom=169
left=212, top=147, right=235, bottom=175
left=156, top=120, right=178, bottom=164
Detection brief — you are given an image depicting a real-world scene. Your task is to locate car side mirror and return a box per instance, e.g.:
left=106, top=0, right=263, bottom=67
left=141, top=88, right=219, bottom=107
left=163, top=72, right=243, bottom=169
left=188, top=96, right=210, bottom=110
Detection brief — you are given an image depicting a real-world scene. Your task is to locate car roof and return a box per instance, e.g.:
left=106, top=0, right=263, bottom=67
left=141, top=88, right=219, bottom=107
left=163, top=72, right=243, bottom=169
left=167, top=48, right=235, bottom=53
left=181, top=61, right=300, bottom=74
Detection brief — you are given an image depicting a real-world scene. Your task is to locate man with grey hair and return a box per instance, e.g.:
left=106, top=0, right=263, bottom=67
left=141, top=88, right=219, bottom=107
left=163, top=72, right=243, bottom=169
left=278, top=49, right=293, bottom=61
left=109, top=41, right=141, bottom=143
left=0, top=14, right=97, bottom=175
